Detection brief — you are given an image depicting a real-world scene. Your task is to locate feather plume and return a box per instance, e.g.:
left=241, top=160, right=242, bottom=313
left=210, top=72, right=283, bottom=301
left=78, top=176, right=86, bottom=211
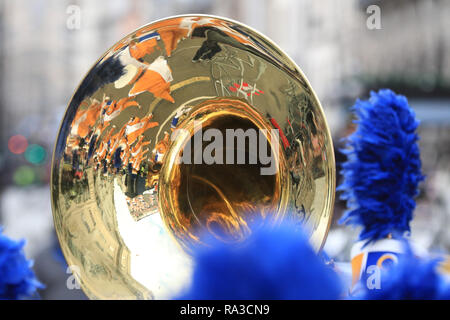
left=177, top=222, right=342, bottom=300
left=0, top=229, right=44, bottom=299
left=339, top=89, right=424, bottom=244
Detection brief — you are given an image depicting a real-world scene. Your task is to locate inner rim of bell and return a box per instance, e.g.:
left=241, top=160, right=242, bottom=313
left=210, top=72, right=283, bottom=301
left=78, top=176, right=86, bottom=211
left=159, top=98, right=288, bottom=249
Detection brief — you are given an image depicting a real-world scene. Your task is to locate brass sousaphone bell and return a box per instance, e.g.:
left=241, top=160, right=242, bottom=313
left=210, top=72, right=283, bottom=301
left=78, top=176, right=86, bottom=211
left=51, top=15, right=336, bottom=299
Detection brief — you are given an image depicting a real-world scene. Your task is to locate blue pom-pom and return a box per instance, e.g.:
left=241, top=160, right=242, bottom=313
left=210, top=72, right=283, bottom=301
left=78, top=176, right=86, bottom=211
left=360, top=248, right=450, bottom=300
left=339, top=89, right=424, bottom=244
left=0, top=229, right=44, bottom=299
left=177, top=223, right=342, bottom=300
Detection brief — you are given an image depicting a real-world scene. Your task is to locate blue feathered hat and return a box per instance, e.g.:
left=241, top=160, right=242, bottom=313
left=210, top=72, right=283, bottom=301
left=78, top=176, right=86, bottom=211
left=360, top=245, right=450, bottom=300
left=0, top=229, right=44, bottom=299
left=177, top=222, right=342, bottom=300
left=339, top=89, right=424, bottom=244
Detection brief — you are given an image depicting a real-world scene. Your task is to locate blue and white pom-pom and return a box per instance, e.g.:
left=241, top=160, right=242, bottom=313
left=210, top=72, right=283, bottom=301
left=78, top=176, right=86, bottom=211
left=0, top=229, right=44, bottom=299
left=177, top=223, right=342, bottom=300
left=339, top=89, right=425, bottom=244
left=360, top=246, right=450, bottom=300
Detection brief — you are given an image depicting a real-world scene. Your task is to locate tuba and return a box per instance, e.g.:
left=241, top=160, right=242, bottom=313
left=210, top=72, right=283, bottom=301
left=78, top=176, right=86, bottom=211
left=51, top=15, right=335, bottom=299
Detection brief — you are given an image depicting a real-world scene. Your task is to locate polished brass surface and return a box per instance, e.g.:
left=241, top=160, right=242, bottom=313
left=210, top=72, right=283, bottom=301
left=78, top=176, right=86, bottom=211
left=51, top=15, right=336, bottom=299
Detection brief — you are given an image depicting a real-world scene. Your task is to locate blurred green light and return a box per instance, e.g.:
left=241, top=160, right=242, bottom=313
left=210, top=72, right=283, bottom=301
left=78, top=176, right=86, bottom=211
left=25, top=144, right=47, bottom=165
left=13, top=166, right=35, bottom=186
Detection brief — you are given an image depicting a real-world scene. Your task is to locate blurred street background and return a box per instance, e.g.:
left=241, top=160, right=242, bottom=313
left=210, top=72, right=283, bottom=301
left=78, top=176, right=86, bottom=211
left=0, top=0, right=449, bottom=299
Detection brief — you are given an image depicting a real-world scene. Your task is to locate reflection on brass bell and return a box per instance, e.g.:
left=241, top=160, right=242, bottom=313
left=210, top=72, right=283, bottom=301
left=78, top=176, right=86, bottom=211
left=51, top=15, right=335, bottom=299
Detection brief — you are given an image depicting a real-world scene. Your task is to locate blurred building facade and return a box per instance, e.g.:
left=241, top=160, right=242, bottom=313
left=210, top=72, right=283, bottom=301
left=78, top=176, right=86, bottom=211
left=358, top=0, right=450, bottom=95
left=3, top=0, right=450, bottom=146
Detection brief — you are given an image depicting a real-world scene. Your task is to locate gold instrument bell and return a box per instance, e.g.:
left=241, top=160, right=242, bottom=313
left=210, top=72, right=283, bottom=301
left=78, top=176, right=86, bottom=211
left=51, top=15, right=336, bottom=299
